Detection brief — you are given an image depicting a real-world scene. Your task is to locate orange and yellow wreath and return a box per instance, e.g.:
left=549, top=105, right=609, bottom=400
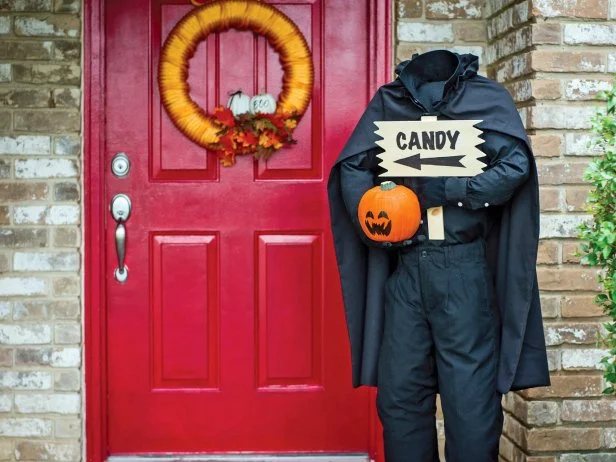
left=158, top=0, right=314, bottom=166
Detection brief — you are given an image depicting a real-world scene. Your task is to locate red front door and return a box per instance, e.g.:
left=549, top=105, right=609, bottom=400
left=102, top=0, right=389, bottom=454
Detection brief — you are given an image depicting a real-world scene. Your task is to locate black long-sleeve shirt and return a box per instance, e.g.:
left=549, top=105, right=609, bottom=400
left=340, top=129, right=531, bottom=246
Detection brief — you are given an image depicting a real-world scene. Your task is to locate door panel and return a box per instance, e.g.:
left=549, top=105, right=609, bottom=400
left=256, top=234, right=323, bottom=388
left=153, top=3, right=217, bottom=179
left=151, top=233, right=219, bottom=390
left=105, top=0, right=383, bottom=454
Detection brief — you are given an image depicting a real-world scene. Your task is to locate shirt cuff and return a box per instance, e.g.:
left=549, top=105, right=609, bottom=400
left=445, top=177, right=468, bottom=207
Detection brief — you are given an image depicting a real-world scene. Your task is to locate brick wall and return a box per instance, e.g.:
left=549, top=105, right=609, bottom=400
left=486, top=0, right=616, bottom=460
left=0, top=0, right=82, bottom=460
left=397, top=0, right=487, bottom=74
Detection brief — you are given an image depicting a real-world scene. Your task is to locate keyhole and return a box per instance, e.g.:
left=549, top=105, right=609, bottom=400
left=112, top=153, right=130, bottom=178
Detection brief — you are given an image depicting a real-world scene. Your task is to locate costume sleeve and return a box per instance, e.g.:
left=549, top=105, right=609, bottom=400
left=337, top=88, right=386, bottom=244
left=340, top=149, right=381, bottom=244
left=443, top=130, right=530, bottom=210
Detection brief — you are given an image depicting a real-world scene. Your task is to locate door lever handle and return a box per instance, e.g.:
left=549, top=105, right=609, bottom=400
left=115, top=221, right=127, bottom=282
left=110, top=194, right=132, bottom=283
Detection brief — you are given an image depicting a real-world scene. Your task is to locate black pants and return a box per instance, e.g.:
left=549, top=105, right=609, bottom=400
left=376, top=238, right=503, bottom=462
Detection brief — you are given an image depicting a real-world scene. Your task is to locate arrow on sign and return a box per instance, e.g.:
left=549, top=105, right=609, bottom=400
left=394, top=153, right=466, bottom=171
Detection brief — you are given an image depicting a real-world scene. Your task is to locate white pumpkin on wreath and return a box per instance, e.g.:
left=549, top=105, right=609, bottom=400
left=250, top=91, right=277, bottom=115
left=227, top=90, right=251, bottom=117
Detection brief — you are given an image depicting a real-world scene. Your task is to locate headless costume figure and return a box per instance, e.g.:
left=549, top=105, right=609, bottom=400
left=332, top=50, right=548, bottom=462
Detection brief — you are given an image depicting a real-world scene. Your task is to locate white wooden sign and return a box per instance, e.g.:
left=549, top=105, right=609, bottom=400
left=374, top=118, right=486, bottom=177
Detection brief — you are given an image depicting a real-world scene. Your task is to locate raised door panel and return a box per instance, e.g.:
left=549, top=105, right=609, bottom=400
left=256, top=1, right=322, bottom=180
left=256, top=234, right=323, bottom=389
left=151, top=233, right=219, bottom=390
left=152, top=3, right=219, bottom=180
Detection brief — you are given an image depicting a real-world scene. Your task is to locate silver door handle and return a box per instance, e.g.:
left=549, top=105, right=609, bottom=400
left=115, top=221, right=127, bottom=282
left=110, top=194, right=132, bottom=283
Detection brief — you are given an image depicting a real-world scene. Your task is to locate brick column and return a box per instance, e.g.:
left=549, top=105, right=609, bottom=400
left=0, top=0, right=82, bottom=459
left=487, top=0, right=616, bottom=460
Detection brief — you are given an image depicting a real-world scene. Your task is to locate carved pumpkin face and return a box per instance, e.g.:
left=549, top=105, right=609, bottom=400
left=364, top=210, right=392, bottom=237
left=358, top=181, right=421, bottom=243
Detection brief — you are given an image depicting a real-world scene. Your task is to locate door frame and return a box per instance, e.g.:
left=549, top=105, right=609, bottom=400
left=83, top=1, right=392, bottom=460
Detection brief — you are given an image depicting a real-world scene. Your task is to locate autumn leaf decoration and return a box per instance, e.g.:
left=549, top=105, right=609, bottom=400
left=209, top=107, right=299, bottom=167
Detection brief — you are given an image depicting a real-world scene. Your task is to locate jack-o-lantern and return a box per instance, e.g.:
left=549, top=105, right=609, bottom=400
left=358, top=181, right=421, bottom=243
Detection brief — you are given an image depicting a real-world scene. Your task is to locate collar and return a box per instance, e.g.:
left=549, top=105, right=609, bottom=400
left=396, top=49, right=478, bottom=112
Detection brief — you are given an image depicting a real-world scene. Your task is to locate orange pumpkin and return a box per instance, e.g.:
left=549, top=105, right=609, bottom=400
left=358, top=181, right=421, bottom=243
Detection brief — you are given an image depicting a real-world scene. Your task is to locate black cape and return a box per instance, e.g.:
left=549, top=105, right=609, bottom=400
left=327, top=51, right=550, bottom=394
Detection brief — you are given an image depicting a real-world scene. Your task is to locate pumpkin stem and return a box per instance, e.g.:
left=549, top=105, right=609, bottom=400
left=380, top=181, right=397, bottom=191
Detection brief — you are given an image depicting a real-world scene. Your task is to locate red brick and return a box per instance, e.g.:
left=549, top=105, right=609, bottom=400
left=537, top=161, right=589, bottom=185
left=504, top=413, right=527, bottom=448
left=521, top=375, right=603, bottom=399
left=540, top=295, right=560, bottom=318
left=0, top=228, right=47, bottom=248
left=527, top=427, right=601, bottom=451
left=0, top=111, right=11, bottom=131
left=531, top=80, right=561, bottom=100
left=398, top=0, right=422, bottom=18
left=0, top=206, right=9, bottom=226
left=531, top=23, right=561, bottom=44
left=565, top=187, right=591, bottom=212
left=561, top=399, right=616, bottom=422
left=531, top=50, right=606, bottom=73
left=0, top=254, right=9, bottom=272
left=499, top=435, right=515, bottom=461
left=561, top=295, right=606, bottom=318
left=396, top=43, right=425, bottom=63
left=15, top=441, right=80, bottom=461
left=539, top=188, right=562, bottom=211
left=0, top=348, right=13, bottom=367
left=530, top=134, right=562, bottom=157
left=455, top=21, right=486, bottom=42
left=537, top=267, right=601, bottom=291
left=537, top=240, right=560, bottom=264
left=562, top=241, right=583, bottom=264
left=0, top=182, right=48, bottom=201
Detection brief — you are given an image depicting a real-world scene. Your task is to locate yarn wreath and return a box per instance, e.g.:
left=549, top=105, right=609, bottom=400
left=158, top=0, right=314, bottom=166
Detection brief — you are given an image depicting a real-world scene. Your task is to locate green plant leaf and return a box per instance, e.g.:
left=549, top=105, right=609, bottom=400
left=579, top=77, right=616, bottom=391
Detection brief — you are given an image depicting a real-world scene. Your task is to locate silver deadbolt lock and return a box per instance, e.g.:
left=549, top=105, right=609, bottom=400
left=110, top=194, right=132, bottom=283
left=111, top=152, right=130, bottom=178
